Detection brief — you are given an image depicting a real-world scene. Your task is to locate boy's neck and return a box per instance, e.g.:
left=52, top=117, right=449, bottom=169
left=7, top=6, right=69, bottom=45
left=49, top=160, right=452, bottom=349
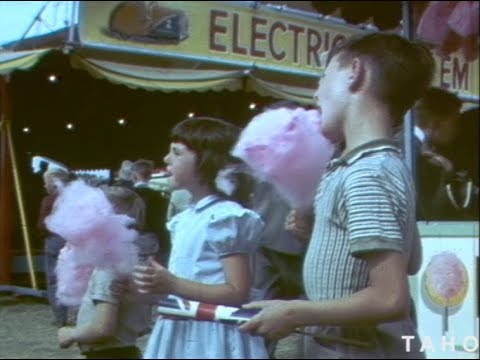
left=342, top=101, right=393, bottom=155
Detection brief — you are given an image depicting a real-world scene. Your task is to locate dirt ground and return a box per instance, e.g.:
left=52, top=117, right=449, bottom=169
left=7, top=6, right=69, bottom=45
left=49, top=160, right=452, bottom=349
left=0, top=292, right=300, bottom=359
left=0, top=292, right=149, bottom=359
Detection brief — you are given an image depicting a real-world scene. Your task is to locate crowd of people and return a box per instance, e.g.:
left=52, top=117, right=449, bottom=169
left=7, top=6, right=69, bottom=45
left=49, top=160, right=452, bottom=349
left=34, top=31, right=478, bottom=359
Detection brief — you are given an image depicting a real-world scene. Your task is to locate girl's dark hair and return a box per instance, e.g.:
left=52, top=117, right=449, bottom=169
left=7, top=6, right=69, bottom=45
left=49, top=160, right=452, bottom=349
left=170, top=117, right=253, bottom=206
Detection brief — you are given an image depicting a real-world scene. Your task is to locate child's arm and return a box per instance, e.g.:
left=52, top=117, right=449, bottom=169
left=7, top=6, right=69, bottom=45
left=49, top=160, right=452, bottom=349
left=110, top=275, right=166, bottom=304
left=58, top=301, right=118, bottom=348
left=134, top=255, right=251, bottom=306
left=239, top=250, right=410, bottom=339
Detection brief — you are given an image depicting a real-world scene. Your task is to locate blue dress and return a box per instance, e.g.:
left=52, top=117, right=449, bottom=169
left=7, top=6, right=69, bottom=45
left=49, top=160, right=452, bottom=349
left=144, top=195, right=269, bottom=359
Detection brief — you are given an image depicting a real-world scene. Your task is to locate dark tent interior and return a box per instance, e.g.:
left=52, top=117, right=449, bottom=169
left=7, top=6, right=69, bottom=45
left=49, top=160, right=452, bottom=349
left=9, top=50, right=276, bottom=257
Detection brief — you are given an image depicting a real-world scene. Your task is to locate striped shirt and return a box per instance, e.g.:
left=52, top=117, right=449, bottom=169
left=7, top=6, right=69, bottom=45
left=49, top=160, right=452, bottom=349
left=301, top=139, right=423, bottom=358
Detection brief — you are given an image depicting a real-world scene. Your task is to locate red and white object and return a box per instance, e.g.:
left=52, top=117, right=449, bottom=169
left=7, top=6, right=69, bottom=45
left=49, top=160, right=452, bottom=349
left=157, top=296, right=259, bottom=325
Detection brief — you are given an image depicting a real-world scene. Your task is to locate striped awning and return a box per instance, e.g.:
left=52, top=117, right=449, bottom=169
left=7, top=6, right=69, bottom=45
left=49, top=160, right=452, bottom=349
left=0, top=49, right=51, bottom=76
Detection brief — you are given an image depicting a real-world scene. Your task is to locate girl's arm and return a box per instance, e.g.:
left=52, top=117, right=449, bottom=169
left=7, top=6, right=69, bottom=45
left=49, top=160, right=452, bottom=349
left=58, top=302, right=118, bottom=348
left=134, top=254, right=251, bottom=306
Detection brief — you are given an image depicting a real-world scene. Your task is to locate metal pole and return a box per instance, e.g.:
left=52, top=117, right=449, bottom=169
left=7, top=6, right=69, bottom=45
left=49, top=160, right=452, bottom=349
left=402, top=1, right=416, bottom=177
left=14, top=2, right=50, bottom=50
left=64, top=0, right=77, bottom=53
left=2, top=78, right=38, bottom=289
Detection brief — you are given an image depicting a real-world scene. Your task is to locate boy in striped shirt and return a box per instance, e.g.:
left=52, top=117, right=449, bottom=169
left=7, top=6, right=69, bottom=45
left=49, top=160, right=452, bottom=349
left=241, top=33, right=434, bottom=359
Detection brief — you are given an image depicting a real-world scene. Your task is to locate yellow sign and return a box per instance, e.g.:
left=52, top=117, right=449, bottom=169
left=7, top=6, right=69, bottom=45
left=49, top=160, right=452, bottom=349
left=79, top=1, right=361, bottom=75
left=79, top=1, right=479, bottom=98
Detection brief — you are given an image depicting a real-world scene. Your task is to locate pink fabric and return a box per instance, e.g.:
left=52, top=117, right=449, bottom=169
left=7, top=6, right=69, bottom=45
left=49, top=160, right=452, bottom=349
left=448, top=1, right=479, bottom=37
left=45, top=180, right=139, bottom=306
left=416, top=1, right=479, bottom=61
left=417, top=1, right=457, bottom=45
left=232, top=107, right=334, bottom=208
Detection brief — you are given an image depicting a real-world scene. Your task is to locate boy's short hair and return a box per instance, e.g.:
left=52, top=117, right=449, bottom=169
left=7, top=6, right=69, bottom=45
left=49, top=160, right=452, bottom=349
left=328, top=32, right=435, bottom=125
left=170, top=117, right=241, bottom=189
left=415, top=87, right=462, bottom=127
left=102, top=186, right=146, bottom=230
left=131, top=159, right=155, bottom=179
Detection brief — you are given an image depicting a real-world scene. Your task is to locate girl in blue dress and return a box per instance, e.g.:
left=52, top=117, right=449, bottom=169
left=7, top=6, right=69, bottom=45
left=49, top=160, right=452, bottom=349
left=133, top=117, right=269, bottom=359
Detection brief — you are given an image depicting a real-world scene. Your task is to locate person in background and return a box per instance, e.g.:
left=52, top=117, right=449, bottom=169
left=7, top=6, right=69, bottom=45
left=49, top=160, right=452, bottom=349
left=455, top=106, right=479, bottom=186
left=240, top=32, right=433, bottom=359
left=166, top=189, right=193, bottom=221
left=412, top=88, right=477, bottom=220
left=113, top=160, right=134, bottom=188
left=131, top=159, right=169, bottom=264
left=38, top=167, right=73, bottom=327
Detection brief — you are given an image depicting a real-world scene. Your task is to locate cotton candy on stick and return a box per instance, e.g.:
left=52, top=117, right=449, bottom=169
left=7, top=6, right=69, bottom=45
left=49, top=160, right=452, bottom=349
left=423, top=252, right=469, bottom=334
left=232, top=108, right=334, bottom=208
left=45, top=180, right=139, bottom=306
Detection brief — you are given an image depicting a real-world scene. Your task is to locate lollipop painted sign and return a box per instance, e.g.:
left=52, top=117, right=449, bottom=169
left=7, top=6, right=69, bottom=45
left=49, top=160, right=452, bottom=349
left=421, top=251, right=469, bottom=335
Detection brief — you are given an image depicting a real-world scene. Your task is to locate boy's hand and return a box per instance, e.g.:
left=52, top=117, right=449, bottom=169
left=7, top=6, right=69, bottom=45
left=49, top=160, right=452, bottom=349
left=58, top=326, right=76, bottom=349
left=238, top=300, right=300, bottom=340
left=285, top=209, right=313, bottom=242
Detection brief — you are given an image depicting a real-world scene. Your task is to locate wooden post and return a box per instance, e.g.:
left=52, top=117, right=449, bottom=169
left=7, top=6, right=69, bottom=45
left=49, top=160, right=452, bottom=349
left=0, top=76, right=13, bottom=284
left=0, top=76, right=38, bottom=289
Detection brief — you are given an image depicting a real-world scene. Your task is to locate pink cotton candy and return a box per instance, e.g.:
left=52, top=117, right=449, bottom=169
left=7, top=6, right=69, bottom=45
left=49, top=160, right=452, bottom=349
left=232, top=107, right=334, bottom=208
left=55, top=245, right=94, bottom=306
left=45, top=180, right=139, bottom=306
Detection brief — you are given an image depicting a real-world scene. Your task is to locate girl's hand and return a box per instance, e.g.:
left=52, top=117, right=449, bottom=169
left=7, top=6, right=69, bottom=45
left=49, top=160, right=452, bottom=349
left=285, top=209, right=313, bottom=242
left=133, top=257, right=176, bottom=294
left=58, top=326, right=76, bottom=349
left=238, top=300, right=301, bottom=340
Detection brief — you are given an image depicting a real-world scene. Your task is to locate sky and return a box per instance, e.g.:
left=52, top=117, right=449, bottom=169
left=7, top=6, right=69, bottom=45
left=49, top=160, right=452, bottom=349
left=0, top=1, right=75, bottom=46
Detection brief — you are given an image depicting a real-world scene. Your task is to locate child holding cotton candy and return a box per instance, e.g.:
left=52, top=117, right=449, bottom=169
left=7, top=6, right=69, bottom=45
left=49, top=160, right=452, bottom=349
left=47, top=182, right=152, bottom=359
left=133, top=117, right=269, bottom=359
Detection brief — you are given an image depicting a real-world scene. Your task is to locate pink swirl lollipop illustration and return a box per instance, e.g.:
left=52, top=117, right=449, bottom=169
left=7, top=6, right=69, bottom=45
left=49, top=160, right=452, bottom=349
left=423, top=251, right=469, bottom=334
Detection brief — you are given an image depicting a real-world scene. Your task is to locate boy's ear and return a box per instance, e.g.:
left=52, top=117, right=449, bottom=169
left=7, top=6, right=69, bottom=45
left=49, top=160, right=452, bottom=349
left=348, top=57, right=366, bottom=92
